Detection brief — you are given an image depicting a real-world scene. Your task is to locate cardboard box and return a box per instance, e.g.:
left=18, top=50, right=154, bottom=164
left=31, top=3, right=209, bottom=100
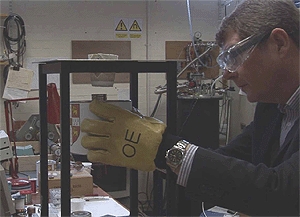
left=2, top=141, right=55, bottom=172
left=2, top=154, right=55, bottom=172
left=48, top=170, right=93, bottom=197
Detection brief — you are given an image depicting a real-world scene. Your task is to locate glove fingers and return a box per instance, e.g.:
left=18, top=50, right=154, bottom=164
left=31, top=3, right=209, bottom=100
left=89, top=100, right=138, bottom=121
left=81, top=135, right=110, bottom=150
left=81, top=119, right=112, bottom=136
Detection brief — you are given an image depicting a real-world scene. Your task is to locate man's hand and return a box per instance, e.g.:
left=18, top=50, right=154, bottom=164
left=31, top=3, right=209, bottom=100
left=81, top=100, right=167, bottom=171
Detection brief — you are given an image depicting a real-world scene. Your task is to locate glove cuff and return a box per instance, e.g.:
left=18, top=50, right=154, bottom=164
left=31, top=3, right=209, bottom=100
left=154, top=130, right=182, bottom=169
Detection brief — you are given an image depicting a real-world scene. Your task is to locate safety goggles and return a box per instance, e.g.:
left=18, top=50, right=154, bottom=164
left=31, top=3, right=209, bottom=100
left=217, top=31, right=270, bottom=72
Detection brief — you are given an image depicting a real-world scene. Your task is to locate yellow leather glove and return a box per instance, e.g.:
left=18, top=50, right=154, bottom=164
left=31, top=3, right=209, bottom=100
left=81, top=100, right=167, bottom=171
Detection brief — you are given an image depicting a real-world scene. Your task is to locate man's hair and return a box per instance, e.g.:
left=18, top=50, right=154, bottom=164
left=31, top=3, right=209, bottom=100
left=215, top=0, right=299, bottom=48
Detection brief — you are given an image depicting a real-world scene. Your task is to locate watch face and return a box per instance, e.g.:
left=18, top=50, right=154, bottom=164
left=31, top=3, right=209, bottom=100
left=168, top=149, right=184, bottom=164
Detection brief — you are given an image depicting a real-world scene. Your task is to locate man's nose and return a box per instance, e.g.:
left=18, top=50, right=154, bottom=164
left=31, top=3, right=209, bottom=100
left=222, top=69, right=238, bottom=80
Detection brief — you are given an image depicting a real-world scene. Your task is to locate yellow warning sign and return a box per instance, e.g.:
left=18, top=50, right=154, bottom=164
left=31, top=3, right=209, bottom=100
left=116, top=20, right=127, bottom=31
left=129, top=20, right=141, bottom=31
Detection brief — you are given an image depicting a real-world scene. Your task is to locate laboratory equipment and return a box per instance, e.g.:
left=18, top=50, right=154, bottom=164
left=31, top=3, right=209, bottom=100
left=0, top=165, right=16, bottom=216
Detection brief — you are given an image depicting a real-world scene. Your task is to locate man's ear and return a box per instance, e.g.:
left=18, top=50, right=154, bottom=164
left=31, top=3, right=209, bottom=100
left=269, top=28, right=290, bottom=56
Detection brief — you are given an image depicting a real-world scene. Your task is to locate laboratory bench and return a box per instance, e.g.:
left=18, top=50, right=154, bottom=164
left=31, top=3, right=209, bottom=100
left=30, top=185, right=130, bottom=217
left=8, top=170, right=129, bottom=217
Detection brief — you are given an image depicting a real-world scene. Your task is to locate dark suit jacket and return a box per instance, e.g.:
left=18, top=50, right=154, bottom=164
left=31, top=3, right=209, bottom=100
left=185, top=103, right=299, bottom=216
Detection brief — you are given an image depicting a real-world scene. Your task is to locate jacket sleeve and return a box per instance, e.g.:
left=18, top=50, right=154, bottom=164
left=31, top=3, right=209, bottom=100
left=214, top=121, right=253, bottom=162
left=185, top=141, right=299, bottom=216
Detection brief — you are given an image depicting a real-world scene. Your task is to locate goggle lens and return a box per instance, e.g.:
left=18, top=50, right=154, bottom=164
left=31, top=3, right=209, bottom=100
left=217, top=32, right=268, bottom=72
left=217, top=46, right=255, bottom=72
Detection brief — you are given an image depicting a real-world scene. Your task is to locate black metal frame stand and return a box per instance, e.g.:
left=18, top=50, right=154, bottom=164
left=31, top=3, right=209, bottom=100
left=38, top=59, right=178, bottom=216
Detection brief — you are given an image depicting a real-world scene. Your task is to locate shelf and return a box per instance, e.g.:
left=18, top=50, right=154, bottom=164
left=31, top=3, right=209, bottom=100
left=0, top=61, right=9, bottom=66
left=0, top=14, right=8, bottom=19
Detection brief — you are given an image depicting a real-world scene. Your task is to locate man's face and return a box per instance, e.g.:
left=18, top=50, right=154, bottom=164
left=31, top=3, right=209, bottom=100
left=222, top=32, right=280, bottom=103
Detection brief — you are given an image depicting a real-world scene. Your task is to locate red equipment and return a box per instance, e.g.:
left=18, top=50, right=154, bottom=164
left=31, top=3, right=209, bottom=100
left=3, top=83, right=60, bottom=178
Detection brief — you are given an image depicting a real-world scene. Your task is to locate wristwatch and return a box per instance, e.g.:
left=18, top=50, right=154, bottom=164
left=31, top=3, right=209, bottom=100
left=165, top=140, right=190, bottom=172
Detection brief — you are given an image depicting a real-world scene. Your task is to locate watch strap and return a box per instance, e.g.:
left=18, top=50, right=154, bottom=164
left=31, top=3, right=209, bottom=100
left=166, top=140, right=190, bottom=171
left=154, top=132, right=182, bottom=169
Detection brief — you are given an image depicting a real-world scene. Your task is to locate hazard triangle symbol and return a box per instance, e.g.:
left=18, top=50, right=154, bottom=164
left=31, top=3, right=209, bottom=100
left=129, top=20, right=141, bottom=31
left=116, top=20, right=127, bottom=31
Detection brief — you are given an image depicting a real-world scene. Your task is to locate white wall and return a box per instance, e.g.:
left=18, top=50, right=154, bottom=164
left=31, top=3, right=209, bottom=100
left=0, top=0, right=221, bottom=125
left=0, top=0, right=255, bottom=202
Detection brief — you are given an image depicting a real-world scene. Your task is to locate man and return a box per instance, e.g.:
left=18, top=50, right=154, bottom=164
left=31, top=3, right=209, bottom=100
left=81, top=0, right=299, bottom=215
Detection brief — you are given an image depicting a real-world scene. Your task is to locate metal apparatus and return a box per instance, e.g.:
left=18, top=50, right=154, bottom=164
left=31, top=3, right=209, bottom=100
left=4, top=83, right=60, bottom=143
left=3, top=83, right=61, bottom=178
left=155, top=34, right=226, bottom=99
left=48, top=139, right=61, bottom=158
left=15, top=114, right=60, bottom=142
left=153, top=31, right=234, bottom=151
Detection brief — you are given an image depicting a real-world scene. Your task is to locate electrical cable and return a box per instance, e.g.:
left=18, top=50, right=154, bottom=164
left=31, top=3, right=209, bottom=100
left=3, top=13, right=26, bottom=69
left=145, top=172, right=153, bottom=211
left=202, top=202, right=208, bottom=217
left=138, top=207, right=149, bottom=217
left=177, top=97, right=199, bottom=137
left=151, top=52, right=223, bottom=138
left=210, top=74, right=224, bottom=96
left=152, top=15, right=219, bottom=116
left=154, top=47, right=213, bottom=96
left=178, top=46, right=213, bottom=79
left=187, top=41, right=218, bottom=69
left=186, top=0, right=215, bottom=68
left=150, top=93, right=162, bottom=117
left=152, top=35, right=203, bottom=119
left=225, top=95, right=231, bottom=144
left=222, top=96, right=229, bottom=131
left=186, top=0, right=202, bottom=66
left=137, top=171, right=153, bottom=213
left=219, top=94, right=226, bottom=133
left=219, top=93, right=231, bottom=143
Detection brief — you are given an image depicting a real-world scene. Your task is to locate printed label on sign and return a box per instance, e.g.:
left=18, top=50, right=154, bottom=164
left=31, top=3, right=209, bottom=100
left=116, top=33, right=128, bottom=38
left=130, top=34, right=141, bottom=39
